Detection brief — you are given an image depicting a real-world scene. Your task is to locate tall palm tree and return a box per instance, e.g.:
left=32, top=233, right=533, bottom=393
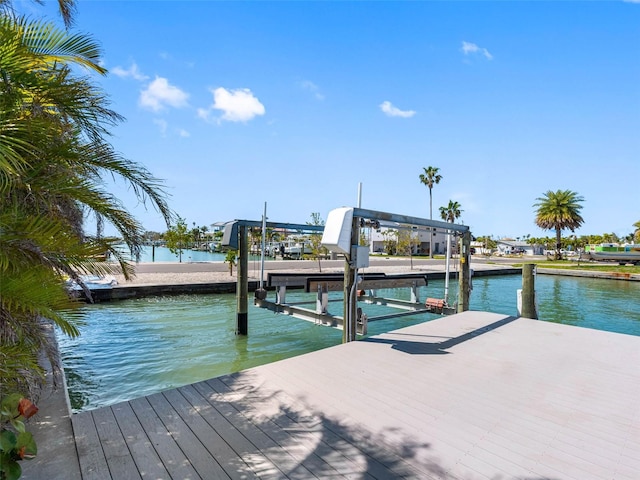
left=0, top=14, right=172, bottom=396
left=439, top=200, right=463, bottom=223
left=419, top=166, right=443, bottom=257
left=533, top=190, right=584, bottom=260
left=633, top=220, right=640, bottom=243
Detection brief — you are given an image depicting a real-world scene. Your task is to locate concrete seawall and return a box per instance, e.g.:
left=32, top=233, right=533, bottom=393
left=80, top=267, right=523, bottom=302
left=537, top=267, right=640, bottom=282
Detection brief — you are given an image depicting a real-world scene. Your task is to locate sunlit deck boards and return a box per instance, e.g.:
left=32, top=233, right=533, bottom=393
left=51, top=312, right=640, bottom=479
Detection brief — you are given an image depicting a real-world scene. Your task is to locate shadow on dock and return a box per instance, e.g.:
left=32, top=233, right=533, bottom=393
left=365, top=315, right=518, bottom=355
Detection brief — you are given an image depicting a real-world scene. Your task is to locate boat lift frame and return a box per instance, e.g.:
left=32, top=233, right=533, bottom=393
left=255, top=271, right=433, bottom=335
left=321, top=207, right=471, bottom=342
left=222, top=208, right=471, bottom=342
left=221, top=219, right=325, bottom=335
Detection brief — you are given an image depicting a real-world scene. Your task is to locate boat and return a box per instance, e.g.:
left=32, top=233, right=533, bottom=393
left=66, top=275, right=118, bottom=290
left=284, top=240, right=313, bottom=259
left=267, top=236, right=313, bottom=259
left=583, top=243, right=640, bottom=265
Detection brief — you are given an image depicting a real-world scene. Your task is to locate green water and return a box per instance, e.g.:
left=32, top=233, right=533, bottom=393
left=59, top=274, right=640, bottom=412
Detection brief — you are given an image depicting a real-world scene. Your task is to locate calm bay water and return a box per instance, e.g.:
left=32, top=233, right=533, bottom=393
left=128, top=245, right=267, bottom=263
left=58, top=274, right=640, bottom=412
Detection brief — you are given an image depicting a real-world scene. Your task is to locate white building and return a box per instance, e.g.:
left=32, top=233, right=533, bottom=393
left=496, top=240, right=544, bottom=256
left=367, top=227, right=452, bottom=255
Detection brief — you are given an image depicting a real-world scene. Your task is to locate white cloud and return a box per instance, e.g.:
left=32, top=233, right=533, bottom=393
left=139, top=77, right=189, bottom=112
left=300, top=80, right=325, bottom=100
left=380, top=101, right=416, bottom=118
left=112, top=62, right=149, bottom=81
left=461, top=41, right=493, bottom=60
left=177, top=129, right=190, bottom=138
left=200, top=87, right=265, bottom=123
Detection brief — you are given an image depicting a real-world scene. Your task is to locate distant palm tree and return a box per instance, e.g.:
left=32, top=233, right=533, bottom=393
left=533, top=190, right=584, bottom=260
left=419, top=166, right=443, bottom=257
left=633, top=220, right=640, bottom=243
left=439, top=200, right=463, bottom=223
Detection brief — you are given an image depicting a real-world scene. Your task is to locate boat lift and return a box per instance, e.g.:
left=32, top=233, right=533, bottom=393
left=222, top=207, right=471, bottom=343
left=320, top=207, right=471, bottom=342
left=221, top=218, right=324, bottom=336
left=256, top=271, right=433, bottom=336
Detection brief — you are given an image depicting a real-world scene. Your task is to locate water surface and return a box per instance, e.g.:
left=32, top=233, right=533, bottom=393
left=126, top=245, right=267, bottom=263
left=59, top=274, right=640, bottom=412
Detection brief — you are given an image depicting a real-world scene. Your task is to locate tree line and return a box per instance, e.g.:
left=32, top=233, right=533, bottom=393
left=419, top=167, right=639, bottom=260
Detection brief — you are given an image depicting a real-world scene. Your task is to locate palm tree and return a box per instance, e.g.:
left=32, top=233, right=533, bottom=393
left=419, top=166, right=443, bottom=257
left=633, top=221, right=640, bottom=243
left=533, top=190, right=584, bottom=260
left=439, top=200, right=463, bottom=223
left=0, top=15, right=172, bottom=396
left=2, top=14, right=172, bottom=264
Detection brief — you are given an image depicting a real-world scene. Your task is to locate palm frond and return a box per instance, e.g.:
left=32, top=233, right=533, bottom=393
left=0, top=265, right=82, bottom=337
left=12, top=15, right=104, bottom=73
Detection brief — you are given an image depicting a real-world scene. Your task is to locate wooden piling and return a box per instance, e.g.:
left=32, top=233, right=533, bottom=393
left=458, top=230, right=471, bottom=313
left=237, top=225, right=249, bottom=335
left=521, top=263, right=537, bottom=319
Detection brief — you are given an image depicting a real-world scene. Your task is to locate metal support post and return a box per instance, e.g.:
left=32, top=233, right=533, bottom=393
left=343, top=215, right=360, bottom=343
left=411, top=282, right=419, bottom=304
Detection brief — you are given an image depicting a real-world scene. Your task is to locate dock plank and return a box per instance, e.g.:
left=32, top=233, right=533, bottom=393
left=71, top=411, right=111, bottom=480
left=210, top=375, right=349, bottom=479
left=179, top=382, right=284, bottom=478
left=129, top=396, right=201, bottom=480
left=145, top=391, right=231, bottom=480
left=161, top=388, right=258, bottom=480
left=202, top=377, right=321, bottom=479
left=92, top=407, right=141, bottom=480
left=111, top=401, right=171, bottom=479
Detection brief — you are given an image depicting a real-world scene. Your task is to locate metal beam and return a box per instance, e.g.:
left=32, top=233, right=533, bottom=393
left=222, top=219, right=324, bottom=249
left=353, top=207, right=469, bottom=234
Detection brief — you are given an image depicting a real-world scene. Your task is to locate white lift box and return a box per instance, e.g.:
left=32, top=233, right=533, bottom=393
left=321, top=207, right=354, bottom=255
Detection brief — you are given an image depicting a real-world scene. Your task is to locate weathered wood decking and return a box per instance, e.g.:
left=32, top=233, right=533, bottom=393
left=25, top=311, right=640, bottom=479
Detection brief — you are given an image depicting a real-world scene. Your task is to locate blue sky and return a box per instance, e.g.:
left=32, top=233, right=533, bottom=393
left=35, top=1, right=640, bottom=239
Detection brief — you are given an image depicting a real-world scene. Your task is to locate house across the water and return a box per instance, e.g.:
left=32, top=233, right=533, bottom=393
left=496, top=239, right=543, bottom=256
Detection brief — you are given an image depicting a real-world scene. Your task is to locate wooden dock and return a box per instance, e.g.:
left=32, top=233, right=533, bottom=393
left=24, top=311, right=640, bottom=479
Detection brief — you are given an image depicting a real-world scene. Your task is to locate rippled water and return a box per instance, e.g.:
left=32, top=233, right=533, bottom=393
left=58, top=274, right=640, bottom=412
left=126, top=245, right=268, bottom=263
